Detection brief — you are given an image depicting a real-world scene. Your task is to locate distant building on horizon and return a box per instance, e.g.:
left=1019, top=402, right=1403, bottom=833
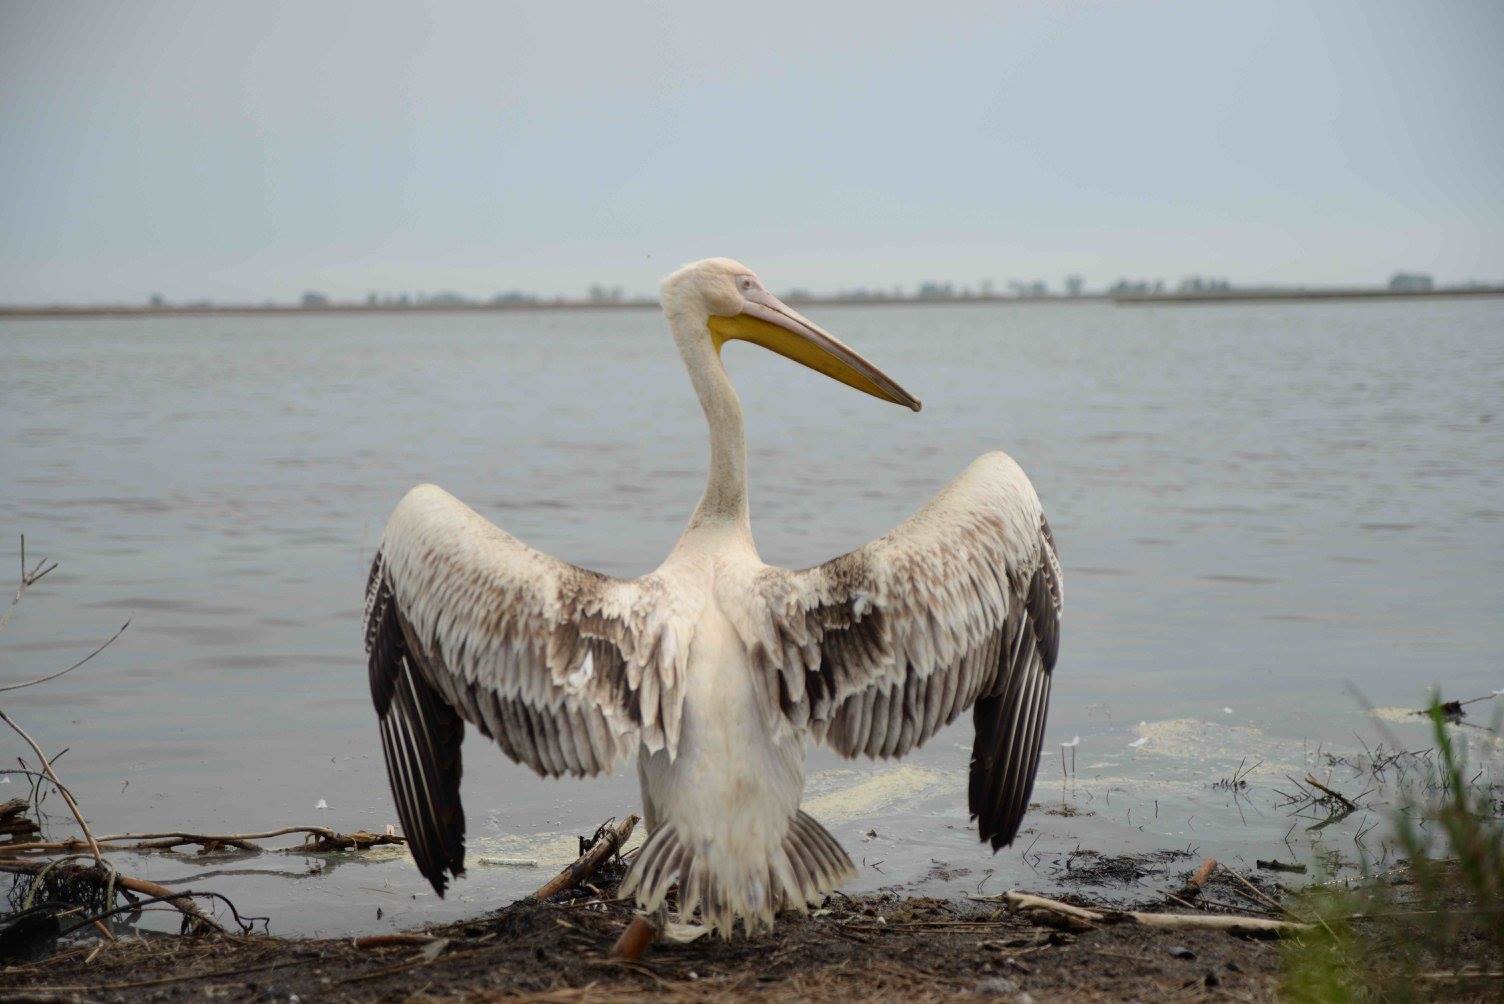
left=301, top=290, right=329, bottom=307
left=1388, top=271, right=1433, bottom=292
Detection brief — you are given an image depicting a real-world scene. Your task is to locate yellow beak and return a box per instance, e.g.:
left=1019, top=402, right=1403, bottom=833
left=707, top=291, right=921, bottom=412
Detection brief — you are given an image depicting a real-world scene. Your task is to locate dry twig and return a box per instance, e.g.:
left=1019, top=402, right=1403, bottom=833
left=0, top=824, right=404, bottom=857
left=0, top=857, right=225, bottom=933
left=0, top=535, right=57, bottom=636
left=1177, top=856, right=1217, bottom=899
left=1304, top=773, right=1359, bottom=811
left=532, top=814, right=638, bottom=900
left=998, top=890, right=1312, bottom=938
left=351, top=933, right=440, bottom=950
left=0, top=537, right=107, bottom=862
left=0, top=620, right=130, bottom=694
left=0, top=707, right=101, bottom=863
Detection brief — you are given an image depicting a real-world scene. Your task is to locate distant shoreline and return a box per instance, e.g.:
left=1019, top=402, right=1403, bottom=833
left=0, top=285, right=1500, bottom=319
left=1111, top=285, right=1504, bottom=305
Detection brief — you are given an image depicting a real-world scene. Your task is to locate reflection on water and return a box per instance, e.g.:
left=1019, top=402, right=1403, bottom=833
left=1, top=298, right=1501, bottom=934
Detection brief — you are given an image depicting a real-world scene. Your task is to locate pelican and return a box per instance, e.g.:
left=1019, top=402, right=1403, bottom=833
left=364, top=257, right=1062, bottom=935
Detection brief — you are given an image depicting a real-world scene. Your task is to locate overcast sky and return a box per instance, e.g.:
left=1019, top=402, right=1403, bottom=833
left=3, top=1, right=1501, bottom=303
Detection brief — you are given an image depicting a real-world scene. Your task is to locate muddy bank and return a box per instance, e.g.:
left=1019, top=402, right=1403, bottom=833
left=6, top=857, right=1499, bottom=1003
left=4, top=888, right=1288, bottom=1002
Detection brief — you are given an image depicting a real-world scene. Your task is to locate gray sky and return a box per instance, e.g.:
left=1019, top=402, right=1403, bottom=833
left=3, top=0, right=1501, bottom=304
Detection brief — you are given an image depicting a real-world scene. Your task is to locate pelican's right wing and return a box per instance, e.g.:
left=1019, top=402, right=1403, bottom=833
left=741, top=453, right=1062, bottom=849
left=363, top=485, right=693, bottom=894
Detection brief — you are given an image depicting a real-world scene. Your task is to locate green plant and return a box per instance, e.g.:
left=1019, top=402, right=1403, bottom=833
left=1280, top=695, right=1503, bottom=1001
left=1392, top=698, right=1504, bottom=959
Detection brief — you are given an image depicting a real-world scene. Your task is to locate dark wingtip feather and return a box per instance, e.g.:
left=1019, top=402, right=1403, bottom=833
left=969, top=553, right=1060, bottom=850
left=969, top=668, right=1053, bottom=851
left=367, top=555, right=467, bottom=897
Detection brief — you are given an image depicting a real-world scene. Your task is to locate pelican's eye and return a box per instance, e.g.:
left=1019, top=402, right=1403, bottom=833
left=737, top=275, right=758, bottom=292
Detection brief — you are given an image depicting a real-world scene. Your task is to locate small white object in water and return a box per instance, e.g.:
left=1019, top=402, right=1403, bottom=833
left=314, top=798, right=330, bottom=810
left=1128, top=736, right=1149, bottom=749
left=1493, top=688, right=1504, bottom=696
left=0, top=777, right=9, bottom=784
left=1223, top=707, right=1234, bottom=715
left=1061, top=735, right=1081, bottom=748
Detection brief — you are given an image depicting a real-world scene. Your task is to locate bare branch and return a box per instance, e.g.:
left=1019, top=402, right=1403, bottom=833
left=0, top=707, right=101, bottom=862
left=0, top=535, right=59, bottom=636
left=994, top=890, right=1312, bottom=938
left=0, top=620, right=130, bottom=693
left=0, top=856, right=224, bottom=933
left=0, top=824, right=405, bottom=856
left=533, top=814, right=638, bottom=900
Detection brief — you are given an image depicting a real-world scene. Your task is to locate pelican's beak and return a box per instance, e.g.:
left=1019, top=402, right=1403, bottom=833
left=708, top=289, right=922, bottom=412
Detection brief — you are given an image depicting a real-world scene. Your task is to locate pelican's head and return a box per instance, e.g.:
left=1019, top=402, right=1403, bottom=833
left=661, top=257, right=921, bottom=412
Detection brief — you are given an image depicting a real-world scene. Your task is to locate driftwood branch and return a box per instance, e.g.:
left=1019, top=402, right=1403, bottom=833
left=0, top=707, right=101, bottom=863
left=0, top=825, right=405, bottom=857
left=1304, top=774, right=1359, bottom=811
left=0, top=857, right=224, bottom=933
left=1000, top=890, right=1312, bottom=938
left=532, top=814, right=638, bottom=900
left=0, top=797, right=41, bottom=843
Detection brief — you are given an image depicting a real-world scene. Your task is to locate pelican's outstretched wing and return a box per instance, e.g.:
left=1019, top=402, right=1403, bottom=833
left=741, top=452, right=1062, bottom=849
left=363, top=484, right=693, bottom=895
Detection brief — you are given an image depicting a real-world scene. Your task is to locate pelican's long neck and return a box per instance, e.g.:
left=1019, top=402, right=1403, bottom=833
left=668, top=307, right=752, bottom=542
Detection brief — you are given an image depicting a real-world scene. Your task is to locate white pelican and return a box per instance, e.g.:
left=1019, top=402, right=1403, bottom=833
left=365, top=257, right=1062, bottom=935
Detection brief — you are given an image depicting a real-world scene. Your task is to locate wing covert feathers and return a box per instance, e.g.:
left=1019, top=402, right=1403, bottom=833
left=364, top=484, right=695, bottom=892
left=742, top=452, right=1063, bottom=851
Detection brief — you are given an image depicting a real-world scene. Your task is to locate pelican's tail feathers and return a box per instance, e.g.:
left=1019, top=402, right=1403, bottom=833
left=619, top=812, right=855, bottom=938
left=780, top=810, right=857, bottom=907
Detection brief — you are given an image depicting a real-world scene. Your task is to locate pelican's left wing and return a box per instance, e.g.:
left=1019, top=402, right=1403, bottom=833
left=363, top=485, right=692, bottom=894
left=741, top=452, right=1062, bottom=849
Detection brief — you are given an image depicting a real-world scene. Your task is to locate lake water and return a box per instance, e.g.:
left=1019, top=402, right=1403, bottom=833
left=2, top=298, right=1501, bottom=935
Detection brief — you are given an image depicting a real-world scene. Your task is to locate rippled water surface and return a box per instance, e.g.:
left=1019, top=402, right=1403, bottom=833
left=2, top=298, right=1501, bottom=934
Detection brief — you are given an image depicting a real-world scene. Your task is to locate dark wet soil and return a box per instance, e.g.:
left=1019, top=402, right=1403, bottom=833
left=1, top=891, right=1285, bottom=1003
left=2, top=854, right=1496, bottom=1002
